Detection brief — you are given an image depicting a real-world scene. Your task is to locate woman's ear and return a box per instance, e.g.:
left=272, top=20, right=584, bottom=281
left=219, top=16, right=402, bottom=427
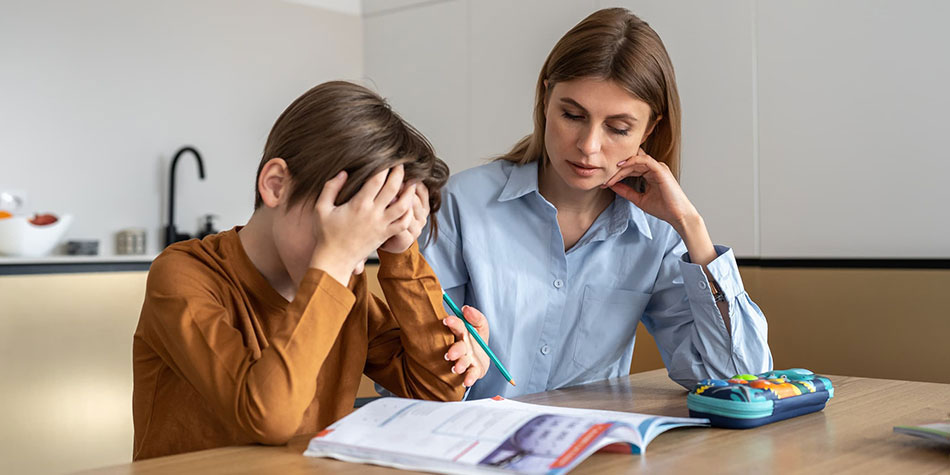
left=641, top=114, right=663, bottom=145
left=257, top=158, right=290, bottom=209
left=542, top=79, right=552, bottom=110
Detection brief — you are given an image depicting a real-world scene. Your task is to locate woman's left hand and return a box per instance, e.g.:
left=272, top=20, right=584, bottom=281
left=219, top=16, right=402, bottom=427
left=442, top=305, right=491, bottom=388
left=604, top=148, right=700, bottom=231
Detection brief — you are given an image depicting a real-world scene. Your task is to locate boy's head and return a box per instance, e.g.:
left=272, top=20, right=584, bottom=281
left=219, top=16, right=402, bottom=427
left=250, top=81, right=449, bottom=284
left=254, top=80, right=449, bottom=233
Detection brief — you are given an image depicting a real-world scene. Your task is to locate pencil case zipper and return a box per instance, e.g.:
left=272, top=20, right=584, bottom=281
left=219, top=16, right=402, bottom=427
left=686, top=392, right=774, bottom=419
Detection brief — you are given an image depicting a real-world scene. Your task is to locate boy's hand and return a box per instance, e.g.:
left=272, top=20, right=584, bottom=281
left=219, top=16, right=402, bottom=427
left=379, top=182, right=429, bottom=254
left=443, top=306, right=491, bottom=388
left=310, top=165, right=415, bottom=284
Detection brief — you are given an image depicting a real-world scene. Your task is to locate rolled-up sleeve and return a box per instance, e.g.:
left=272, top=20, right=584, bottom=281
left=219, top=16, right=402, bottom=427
left=643, top=237, right=772, bottom=389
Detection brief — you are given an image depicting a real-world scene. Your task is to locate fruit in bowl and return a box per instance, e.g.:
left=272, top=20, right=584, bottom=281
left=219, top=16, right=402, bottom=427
left=29, top=213, right=59, bottom=225
left=0, top=213, right=73, bottom=257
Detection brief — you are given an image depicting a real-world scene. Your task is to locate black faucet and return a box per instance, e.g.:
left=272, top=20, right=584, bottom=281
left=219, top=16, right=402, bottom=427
left=164, top=146, right=206, bottom=247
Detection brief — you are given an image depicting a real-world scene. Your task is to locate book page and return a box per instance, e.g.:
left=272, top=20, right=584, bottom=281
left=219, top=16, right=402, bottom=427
left=304, top=397, right=706, bottom=474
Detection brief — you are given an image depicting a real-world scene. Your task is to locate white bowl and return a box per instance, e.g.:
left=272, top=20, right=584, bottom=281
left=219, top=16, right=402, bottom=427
left=0, top=214, right=73, bottom=257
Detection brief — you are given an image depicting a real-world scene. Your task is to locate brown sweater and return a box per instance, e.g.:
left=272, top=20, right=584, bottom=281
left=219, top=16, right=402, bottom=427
left=132, top=228, right=463, bottom=460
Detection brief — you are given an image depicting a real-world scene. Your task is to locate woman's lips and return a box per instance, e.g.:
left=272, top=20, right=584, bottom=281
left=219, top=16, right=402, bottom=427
left=567, top=161, right=600, bottom=177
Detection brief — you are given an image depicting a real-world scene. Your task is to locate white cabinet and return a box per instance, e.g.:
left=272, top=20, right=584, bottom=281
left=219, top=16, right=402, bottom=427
left=757, top=0, right=950, bottom=258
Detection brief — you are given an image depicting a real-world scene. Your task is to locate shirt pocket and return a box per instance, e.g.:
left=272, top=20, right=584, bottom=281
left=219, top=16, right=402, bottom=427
left=572, top=285, right=652, bottom=370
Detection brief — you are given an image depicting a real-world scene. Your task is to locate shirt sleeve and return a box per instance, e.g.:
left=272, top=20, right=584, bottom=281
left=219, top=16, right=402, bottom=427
left=138, top=252, right=356, bottom=445
left=363, top=241, right=466, bottom=401
left=641, top=235, right=773, bottom=389
left=420, top=185, right=470, bottom=290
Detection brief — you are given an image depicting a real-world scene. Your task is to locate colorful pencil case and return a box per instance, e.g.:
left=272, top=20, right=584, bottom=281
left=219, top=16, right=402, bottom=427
left=687, top=369, right=833, bottom=429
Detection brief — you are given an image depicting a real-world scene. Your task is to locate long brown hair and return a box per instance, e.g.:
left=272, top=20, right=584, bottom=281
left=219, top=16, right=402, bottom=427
left=254, top=80, right=450, bottom=240
left=498, top=8, right=681, bottom=179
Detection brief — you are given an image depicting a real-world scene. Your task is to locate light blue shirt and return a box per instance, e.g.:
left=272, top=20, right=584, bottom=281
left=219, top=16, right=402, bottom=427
left=421, top=160, right=772, bottom=399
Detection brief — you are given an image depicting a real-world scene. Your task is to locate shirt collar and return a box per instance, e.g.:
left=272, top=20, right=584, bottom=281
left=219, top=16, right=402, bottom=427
left=497, top=160, right=540, bottom=202
left=497, top=160, right=653, bottom=240
left=613, top=197, right=653, bottom=240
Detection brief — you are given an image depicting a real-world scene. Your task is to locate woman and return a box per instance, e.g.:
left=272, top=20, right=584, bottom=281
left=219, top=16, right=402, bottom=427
left=421, top=8, right=771, bottom=399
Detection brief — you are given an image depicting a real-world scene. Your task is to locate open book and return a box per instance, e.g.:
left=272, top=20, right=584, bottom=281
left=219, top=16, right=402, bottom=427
left=893, top=422, right=950, bottom=444
left=304, top=396, right=708, bottom=474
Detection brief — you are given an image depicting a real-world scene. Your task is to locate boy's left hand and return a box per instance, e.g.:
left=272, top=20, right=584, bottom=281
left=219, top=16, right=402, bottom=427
left=378, top=182, right=428, bottom=254
left=442, top=305, right=490, bottom=388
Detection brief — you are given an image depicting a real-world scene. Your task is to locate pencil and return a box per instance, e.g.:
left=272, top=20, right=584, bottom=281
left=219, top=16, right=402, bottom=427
left=441, top=290, right=516, bottom=386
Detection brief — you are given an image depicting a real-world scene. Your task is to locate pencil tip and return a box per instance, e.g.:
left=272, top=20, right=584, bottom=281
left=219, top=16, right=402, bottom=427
left=509, top=380, right=517, bottom=387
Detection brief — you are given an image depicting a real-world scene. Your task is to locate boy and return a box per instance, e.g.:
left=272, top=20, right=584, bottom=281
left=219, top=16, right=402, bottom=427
left=132, top=81, right=489, bottom=460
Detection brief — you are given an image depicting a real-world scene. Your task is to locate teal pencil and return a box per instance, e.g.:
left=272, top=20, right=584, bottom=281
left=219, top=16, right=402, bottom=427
left=441, top=290, right=516, bottom=386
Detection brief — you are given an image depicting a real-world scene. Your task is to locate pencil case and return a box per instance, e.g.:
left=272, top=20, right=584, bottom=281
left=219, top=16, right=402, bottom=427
left=687, top=369, right=833, bottom=429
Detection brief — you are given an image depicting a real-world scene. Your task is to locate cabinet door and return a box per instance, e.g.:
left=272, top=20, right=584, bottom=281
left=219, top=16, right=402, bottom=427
left=758, top=0, right=950, bottom=258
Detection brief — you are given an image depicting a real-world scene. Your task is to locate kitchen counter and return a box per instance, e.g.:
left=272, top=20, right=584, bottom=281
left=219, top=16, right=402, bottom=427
left=0, top=255, right=155, bottom=275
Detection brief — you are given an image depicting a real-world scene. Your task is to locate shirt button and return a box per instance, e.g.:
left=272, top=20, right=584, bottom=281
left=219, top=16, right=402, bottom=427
left=553, top=279, right=563, bottom=289
left=698, top=281, right=708, bottom=290
left=540, top=345, right=551, bottom=355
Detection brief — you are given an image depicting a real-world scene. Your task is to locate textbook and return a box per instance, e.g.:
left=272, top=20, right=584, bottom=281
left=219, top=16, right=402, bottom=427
left=893, top=422, right=950, bottom=445
left=304, top=397, right=709, bottom=474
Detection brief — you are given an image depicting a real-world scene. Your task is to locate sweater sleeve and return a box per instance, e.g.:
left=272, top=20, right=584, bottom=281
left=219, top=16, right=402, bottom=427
left=363, top=241, right=466, bottom=401
left=138, top=252, right=356, bottom=445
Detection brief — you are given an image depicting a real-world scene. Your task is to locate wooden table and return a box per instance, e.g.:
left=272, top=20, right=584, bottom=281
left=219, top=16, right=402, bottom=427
left=79, top=370, right=950, bottom=474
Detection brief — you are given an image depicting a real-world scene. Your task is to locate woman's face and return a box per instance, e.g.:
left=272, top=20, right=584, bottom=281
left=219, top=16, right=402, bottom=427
left=543, top=77, right=655, bottom=190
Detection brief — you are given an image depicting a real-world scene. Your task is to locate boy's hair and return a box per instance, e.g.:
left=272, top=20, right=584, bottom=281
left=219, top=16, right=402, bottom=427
left=255, top=81, right=450, bottom=241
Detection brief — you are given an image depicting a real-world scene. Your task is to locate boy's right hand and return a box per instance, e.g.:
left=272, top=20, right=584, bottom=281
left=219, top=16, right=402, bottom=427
left=309, top=164, right=416, bottom=285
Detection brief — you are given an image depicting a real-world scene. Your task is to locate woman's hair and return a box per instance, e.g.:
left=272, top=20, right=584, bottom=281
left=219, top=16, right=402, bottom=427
left=498, top=8, right=682, bottom=179
left=254, top=80, right=450, bottom=240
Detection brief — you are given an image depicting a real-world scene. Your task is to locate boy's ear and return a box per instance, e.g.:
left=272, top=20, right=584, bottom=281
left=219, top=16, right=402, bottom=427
left=258, top=158, right=290, bottom=209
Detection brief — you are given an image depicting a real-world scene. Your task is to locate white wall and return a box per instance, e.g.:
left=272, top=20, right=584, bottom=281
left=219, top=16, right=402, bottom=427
left=756, top=0, right=950, bottom=258
left=0, top=0, right=363, bottom=256
left=362, top=0, right=950, bottom=259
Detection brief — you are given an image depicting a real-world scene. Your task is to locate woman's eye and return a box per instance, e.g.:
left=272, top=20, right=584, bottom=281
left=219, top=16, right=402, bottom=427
left=607, top=124, right=630, bottom=136
left=561, top=111, right=583, bottom=121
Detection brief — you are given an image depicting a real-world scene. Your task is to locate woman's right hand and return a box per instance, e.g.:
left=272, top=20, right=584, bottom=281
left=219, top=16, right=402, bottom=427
left=309, top=164, right=416, bottom=284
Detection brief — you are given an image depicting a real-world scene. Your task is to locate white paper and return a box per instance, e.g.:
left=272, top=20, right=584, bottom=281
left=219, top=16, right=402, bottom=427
left=304, top=397, right=708, bottom=474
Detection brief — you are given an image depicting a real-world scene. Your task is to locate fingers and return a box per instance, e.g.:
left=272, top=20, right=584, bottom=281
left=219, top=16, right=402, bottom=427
left=385, top=207, right=414, bottom=238
left=442, top=314, right=468, bottom=339
left=375, top=164, right=405, bottom=207
left=609, top=181, right=643, bottom=204
left=412, top=183, right=429, bottom=223
left=352, top=167, right=392, bottom=204
left=463, top=365, right=482, bottom=388
left=443, top=330, right=481, bottom=387
left=606, top=156, right=653, bottom=188
left=315, top=171, right=348, bottom=211
left=384, top=182, right=416, bottom=224
left=461, top=305, right=489, bottom=341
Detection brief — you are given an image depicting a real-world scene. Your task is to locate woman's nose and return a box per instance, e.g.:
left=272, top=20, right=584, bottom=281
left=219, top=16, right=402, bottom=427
left=576, top=126, right=602, bottom=156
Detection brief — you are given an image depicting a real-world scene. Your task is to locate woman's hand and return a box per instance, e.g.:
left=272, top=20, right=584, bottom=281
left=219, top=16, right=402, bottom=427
left=309, top=164, right=415, bottom=284
left=378, top=182, right=429, bottom=254
left=442, top=305, right=490, bottom=388
left=604, top=148, right=700, bottom=232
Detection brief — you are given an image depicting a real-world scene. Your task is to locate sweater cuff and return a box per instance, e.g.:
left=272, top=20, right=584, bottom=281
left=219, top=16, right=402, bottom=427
left=296, top=268, right=356, bottom=310
left=376, top=241, right=424, bottom=280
